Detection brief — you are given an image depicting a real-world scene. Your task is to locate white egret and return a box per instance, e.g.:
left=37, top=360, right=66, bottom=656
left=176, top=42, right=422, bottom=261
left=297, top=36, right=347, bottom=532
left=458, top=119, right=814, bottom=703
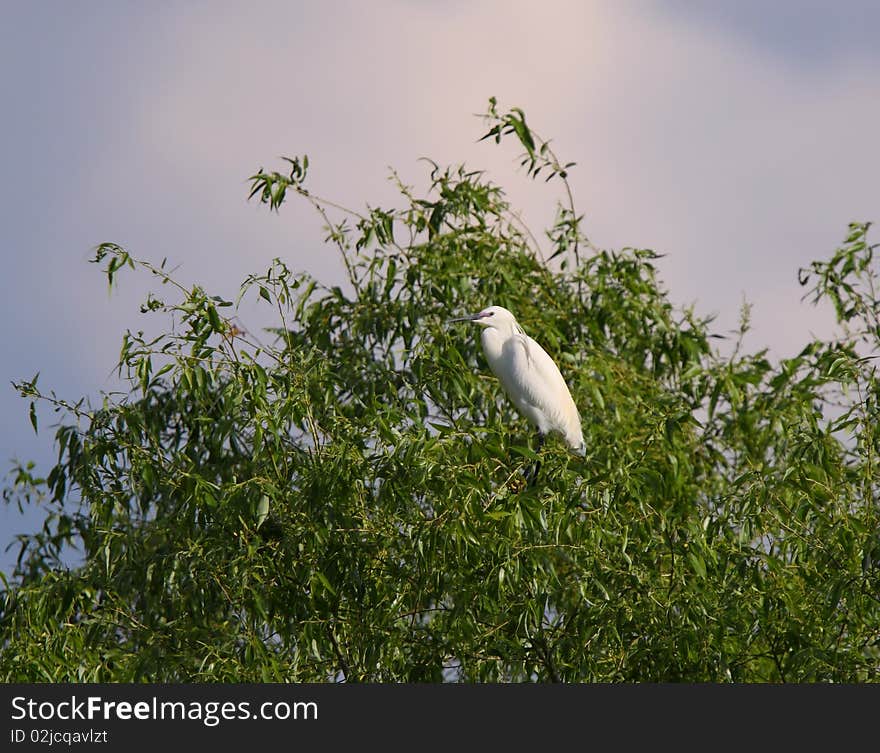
left=448, top=305, right=585, bottom=462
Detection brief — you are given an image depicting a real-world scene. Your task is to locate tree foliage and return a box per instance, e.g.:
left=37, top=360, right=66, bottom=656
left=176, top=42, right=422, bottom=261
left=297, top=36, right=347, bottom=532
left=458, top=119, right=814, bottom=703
left=2, top=101, right=879, bottom=681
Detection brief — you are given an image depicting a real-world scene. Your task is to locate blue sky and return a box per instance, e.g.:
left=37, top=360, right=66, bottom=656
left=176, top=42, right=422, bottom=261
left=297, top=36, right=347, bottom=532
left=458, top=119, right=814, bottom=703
left=2, top=1, right=879, bottom=576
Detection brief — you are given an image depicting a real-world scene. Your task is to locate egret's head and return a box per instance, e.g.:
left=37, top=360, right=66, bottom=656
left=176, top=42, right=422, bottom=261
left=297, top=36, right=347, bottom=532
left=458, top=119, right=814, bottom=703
left=448, top=305, right=517, bottom=329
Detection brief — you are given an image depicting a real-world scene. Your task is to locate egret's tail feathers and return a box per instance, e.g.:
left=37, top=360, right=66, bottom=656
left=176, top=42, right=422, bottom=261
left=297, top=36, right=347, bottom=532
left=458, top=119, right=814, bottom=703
left=564, top=432, right=586, bottom=457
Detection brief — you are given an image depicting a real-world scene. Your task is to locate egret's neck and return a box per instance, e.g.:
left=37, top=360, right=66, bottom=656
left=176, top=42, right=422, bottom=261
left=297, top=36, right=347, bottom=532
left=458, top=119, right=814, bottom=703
left=480, top=325, right=512, bottom=363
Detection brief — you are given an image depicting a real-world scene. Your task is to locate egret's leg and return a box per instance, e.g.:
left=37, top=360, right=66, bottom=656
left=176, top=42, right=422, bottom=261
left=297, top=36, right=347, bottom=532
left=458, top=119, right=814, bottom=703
left=527, top=433, right=545, bottom=486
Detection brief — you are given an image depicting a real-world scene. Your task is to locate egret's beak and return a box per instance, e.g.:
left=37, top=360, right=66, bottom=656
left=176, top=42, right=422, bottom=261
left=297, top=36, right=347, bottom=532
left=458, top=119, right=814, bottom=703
left=446, top=312, right=487, bottom=325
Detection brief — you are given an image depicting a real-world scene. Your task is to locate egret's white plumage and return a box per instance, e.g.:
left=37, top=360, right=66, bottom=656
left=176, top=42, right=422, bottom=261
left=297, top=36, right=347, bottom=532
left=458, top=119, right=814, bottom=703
left=449, top=305, right=585, bottom=455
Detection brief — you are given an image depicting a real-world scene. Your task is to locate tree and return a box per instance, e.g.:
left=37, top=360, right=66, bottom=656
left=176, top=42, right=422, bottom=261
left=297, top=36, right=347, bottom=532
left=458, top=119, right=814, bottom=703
left=2, top=101, right=878, bottom=681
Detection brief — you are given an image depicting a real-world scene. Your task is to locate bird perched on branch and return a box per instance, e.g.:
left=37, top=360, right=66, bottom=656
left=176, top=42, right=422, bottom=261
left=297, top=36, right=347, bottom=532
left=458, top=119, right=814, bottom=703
left=448, top=305, right=585, bottom=468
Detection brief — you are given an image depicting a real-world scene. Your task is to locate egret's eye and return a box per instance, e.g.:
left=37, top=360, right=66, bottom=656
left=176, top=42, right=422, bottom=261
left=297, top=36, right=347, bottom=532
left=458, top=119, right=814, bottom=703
left=485, top=311, right=494, bottom=317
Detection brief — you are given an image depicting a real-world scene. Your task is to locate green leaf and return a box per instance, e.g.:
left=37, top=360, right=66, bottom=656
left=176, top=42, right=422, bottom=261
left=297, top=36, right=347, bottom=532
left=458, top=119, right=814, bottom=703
left=207, top=305, right=221, bottom=331
left=688, top=552, right=707, bottom=579
left=255, top=495, right=270, bottom=529
left=313, top=571, right=337, bottom=597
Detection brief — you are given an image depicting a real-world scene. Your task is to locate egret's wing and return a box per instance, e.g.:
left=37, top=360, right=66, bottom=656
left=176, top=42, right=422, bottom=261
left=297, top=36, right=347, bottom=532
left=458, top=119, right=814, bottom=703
left=512, top=335, right=583, bottom=445
left=520, top=337, right=575, bottom=407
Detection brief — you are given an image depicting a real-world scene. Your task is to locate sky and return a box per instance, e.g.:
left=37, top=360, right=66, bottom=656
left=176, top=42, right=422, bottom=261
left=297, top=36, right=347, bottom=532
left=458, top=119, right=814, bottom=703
left=2, top=0, right=879, bottom=576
